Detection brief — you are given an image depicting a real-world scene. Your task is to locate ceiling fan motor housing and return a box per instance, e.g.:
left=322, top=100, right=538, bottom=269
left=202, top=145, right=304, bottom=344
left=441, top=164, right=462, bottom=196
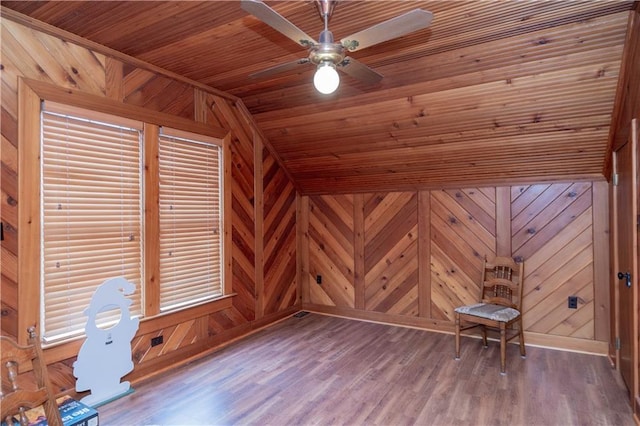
left=310, top=29, right=345, bottom=65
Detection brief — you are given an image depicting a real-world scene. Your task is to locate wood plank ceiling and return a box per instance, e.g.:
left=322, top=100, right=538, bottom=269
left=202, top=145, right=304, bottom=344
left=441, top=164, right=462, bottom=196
left=2, top=1, right=635, bottom=195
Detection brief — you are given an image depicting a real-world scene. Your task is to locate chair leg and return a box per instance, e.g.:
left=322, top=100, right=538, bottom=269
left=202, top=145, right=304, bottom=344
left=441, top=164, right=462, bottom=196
left=518, top=317, right=526, bottom=358
left=500, top=322, right=507, bottom=375
left=481, top=325, right=488, bottom=348
left=455, top=313, right=461, bottom=360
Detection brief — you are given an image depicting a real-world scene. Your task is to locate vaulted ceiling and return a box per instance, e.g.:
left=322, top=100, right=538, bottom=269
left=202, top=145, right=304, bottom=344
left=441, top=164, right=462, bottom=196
left=2, top=1, right=636, bottom=194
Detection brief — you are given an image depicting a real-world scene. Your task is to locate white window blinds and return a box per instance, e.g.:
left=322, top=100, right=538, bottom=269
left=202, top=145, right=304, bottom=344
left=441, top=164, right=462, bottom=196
left=41, top=105, right=143, bottom=344
left=158, top=129, right=223, bottom=311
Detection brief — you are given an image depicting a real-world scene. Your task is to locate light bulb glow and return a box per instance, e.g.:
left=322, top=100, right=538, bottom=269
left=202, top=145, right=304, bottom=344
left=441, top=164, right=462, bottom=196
left=313, top=62, right=340, bottom=94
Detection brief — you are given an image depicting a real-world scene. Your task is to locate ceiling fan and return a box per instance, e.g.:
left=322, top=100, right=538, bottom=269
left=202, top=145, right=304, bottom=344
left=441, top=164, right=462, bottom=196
left=241, top=0, right=433, bottom=94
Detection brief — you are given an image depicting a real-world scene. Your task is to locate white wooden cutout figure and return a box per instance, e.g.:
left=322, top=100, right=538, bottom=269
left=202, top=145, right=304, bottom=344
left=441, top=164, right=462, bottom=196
left=74, top=277, right=139, bottom=406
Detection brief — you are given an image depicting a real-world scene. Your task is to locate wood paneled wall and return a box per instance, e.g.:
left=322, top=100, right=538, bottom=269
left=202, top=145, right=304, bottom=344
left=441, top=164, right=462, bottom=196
left=0, top=17, right=297, bottom=393
left=300, top=182, right=610, bottom=354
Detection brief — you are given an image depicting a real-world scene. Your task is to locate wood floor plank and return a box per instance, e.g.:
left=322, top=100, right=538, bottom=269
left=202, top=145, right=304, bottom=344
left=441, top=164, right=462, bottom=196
left=97, top=313, right=633, bottom=426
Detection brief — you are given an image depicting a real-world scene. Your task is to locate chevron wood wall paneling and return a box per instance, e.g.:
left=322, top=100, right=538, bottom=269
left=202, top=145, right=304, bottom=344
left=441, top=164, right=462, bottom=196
left=512, top=183, right=595, bottom=339
left=308, top=195, right=356, bottom=307
left=430, top=188, right=497, bottom=321
left=364, top=192, right=419, bottom=316
left=263, top=148, right=297, bottom=315
left=304, top=183, right=606, bottom=351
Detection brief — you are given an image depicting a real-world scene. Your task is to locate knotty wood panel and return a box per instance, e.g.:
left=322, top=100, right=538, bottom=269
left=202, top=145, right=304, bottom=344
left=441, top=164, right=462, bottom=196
left=363, top=192, right=418, bottom=316
left=308, top=195, right=355, bottom=307
left=0, top=110, right=19, bottom=337
left=513, top=183, right=594, bottom=339
left=263, top=148, right=297, bottom=315
left=123, top=66, right=194, bottom=119
left=2, top=19, right=106, bottom=96
left=430, top=188, right=497, bottom=321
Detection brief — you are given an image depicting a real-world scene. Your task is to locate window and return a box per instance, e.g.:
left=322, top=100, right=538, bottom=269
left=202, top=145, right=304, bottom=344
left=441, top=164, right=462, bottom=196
left=158, top=129, right=223, bottom=311
left=37, top=100, right=225, bottom=345
left=41, top=103, right=143, bottom=343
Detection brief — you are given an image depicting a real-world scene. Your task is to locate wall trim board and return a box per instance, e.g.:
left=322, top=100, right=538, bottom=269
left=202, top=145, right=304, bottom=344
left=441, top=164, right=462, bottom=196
left=23, top=78, right=228, bottom=139
left=296, top=175, right=608, bottom=197
left=354, top=194, right=365, bottom=310
left=417, top=191, right=431, bottom=318
left=0, top=7, right=237, bottom=102
left=523, top=331, right=608, bottom=356
left=17, top=79, right=42, bottom=345
left=592, top=180, right=611, bottom=343
left=303, top=303, right=455, bottom=333
left=297, top=195, right=310, bottom=304
left=605, top=7, right=640, bottom=176
left=254, top=129, right=265, bottom=320
left=302, top=305, right=609, bottom=355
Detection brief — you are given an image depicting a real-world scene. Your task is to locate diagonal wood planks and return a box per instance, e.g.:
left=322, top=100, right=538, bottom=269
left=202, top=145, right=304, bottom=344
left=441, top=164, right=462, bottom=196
left=430, top=188, right=497, bottom=320
left=364, top=192, right=418, bottom=316
left=263, top=148, right=297, bottom=315
left=309, top=195, right=355, bottom=307
left=305, top=182, right=602, bottom=349
left=512, top=183, right=594, bottom=339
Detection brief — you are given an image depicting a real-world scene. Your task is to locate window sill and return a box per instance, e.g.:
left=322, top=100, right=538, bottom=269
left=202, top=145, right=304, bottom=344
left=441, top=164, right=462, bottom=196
left=43, top=294, right=237, bottom=365
left=138, top=293, right=236, bottom=333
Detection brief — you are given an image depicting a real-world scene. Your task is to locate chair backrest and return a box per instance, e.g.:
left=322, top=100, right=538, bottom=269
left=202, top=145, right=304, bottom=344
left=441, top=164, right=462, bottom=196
left=1, top=327, right=63, bottom=426
left=481, top=256, right=525, bottom=310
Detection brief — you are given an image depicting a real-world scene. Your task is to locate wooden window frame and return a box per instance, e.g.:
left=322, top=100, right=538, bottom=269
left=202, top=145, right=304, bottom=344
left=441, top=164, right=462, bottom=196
left=18, top=78, right=233, bottom=354
left=40, top=103, right=145, bottom=344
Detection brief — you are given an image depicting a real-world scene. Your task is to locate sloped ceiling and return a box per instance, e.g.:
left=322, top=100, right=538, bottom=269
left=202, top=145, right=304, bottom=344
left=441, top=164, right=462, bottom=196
left=2, top=1, right=635, bottom=194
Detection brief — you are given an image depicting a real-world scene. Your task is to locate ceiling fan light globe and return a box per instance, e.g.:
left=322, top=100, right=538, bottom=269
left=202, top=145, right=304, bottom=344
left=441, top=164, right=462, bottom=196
left=314, top=63, right=340, bottom=94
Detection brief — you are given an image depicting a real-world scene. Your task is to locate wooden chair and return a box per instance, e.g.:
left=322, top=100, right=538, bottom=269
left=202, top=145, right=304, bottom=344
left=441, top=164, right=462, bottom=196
left=454, top=256, right=525, bottom=374
left=1, top=327, right=63, bottom=426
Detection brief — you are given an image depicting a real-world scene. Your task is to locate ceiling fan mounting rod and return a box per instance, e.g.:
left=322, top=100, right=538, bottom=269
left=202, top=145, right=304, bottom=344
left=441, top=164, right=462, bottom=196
left=315, top=0, right=337, bottom=23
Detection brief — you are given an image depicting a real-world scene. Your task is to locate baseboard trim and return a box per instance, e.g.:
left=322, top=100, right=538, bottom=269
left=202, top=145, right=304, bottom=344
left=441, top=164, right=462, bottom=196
left=302, top=304, right=609, bottom=356
left=129, top=305, right=300, bottom=387
left=524, top=331, right=608, bottom=355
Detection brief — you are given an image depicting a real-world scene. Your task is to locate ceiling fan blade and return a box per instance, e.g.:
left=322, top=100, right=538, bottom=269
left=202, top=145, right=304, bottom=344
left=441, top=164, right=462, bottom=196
left=249, top=58, right=311, bottom=79
left=338, top=57, right=383, bottom=84
left=340, top=9, right=433, bottom=52
left=241, top=0, right=317, bottom=48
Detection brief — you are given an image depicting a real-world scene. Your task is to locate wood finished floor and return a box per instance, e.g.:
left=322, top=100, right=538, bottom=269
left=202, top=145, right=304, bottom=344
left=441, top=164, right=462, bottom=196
left=97, top=313, right=633, bottom=426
